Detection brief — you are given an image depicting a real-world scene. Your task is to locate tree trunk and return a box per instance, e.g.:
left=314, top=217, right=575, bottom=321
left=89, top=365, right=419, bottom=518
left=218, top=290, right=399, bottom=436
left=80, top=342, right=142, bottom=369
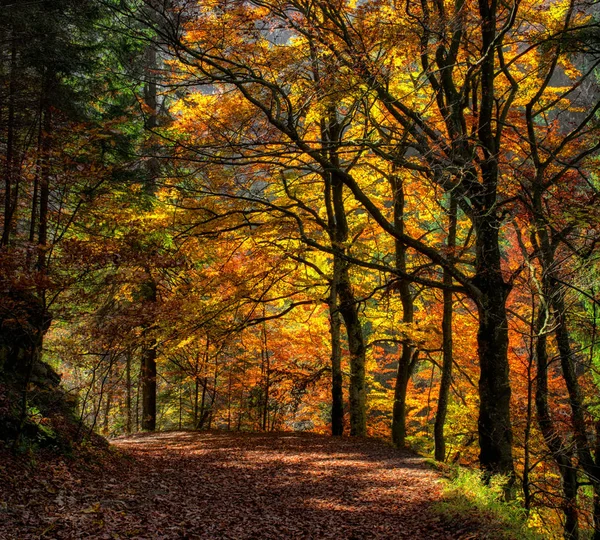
left=390, top=174, right=416, bottom=448
left=178, top=385, right=182, bottom=430
left=37, top=72, right=52, bottom=273
left=261, top=322, right=270, bottom=432
left=471, top=207, right=515, bottom=484
left=320, top=99, right=367, bottom=437
left=392, top=343, right=413, bottom=447
left=194, top=376, right=200, bottom=429
left=207, top=352, right=218, bottom=430
left=330, top=172, right=366, bottom=437
left=138, top=30, right=160, bottom=432
left=199, top=377, right=207, bottom=428
left=329, top=254, right=344, bottom=436
left=103, top=390, right=112, bottom=436
left=125, top=353, right=132, bottom=433
left=522, top=307, right=534, bottom=513
left=1, top=33, right=17, bottom=247
left=227, top=371, right=232, bottom=430
left=337, top=266, right=366, bottom=437
left=434, top=195, right=457, bottom=461
left=140, top=343, right=157, bottom=431
left=135, top=370, right=140, bottom=431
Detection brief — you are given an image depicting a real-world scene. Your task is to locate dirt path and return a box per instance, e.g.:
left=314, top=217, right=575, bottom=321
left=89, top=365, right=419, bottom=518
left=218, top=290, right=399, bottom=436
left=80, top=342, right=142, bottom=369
left=1, top=431, right=484, bottom=539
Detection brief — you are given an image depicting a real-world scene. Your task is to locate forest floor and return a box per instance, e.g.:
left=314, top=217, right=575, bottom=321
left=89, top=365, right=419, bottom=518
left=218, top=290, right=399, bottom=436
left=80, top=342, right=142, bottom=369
left=1, top=431, right=514, bottom=539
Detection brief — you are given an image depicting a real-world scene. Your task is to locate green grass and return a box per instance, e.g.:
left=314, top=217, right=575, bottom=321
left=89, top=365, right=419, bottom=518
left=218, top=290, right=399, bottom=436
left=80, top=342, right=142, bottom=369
left=430, top=465, right=546, bottom=540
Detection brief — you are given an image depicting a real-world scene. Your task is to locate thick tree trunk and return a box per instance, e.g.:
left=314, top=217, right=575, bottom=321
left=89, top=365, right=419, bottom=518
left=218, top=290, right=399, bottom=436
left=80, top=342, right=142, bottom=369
left=138, top=33, right=160, bottom=432
left=473, top=213, right=514, bottom=482
left=330, top=172, right=366, bottom=437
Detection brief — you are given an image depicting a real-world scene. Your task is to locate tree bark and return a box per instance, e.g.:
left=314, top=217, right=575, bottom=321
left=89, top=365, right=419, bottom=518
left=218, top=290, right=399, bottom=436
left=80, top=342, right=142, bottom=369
left=194, top=375, right=199, bottom=429
left=434, top=195, right=457, bottom=461
left=138, top=34, right=160, bottom=431
left=261, top=322, right=270, bottom=432
left=1, top=32, right=17, bottom=247
left=37, top=71, right=53, bottom=273
left=125, top=352, right=132, bottom=433
left=472, top=210, right=514, bottom=482
left=320, top=101, right=366, bottom=437
left=329, top=171, right=366, bottom=437
left=337, top=263, right=366, bottom=437
left=140, top=342, right=157, bottom=431
left=390, top=174, right=416, bottom=448
left=329, top=254, right=344, bottom=436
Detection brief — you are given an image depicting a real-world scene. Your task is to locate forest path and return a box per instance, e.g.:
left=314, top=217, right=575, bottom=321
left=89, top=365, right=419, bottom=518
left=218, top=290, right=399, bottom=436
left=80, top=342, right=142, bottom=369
left=111, top=431, right=452, bottom=539
left=1, top=431, right=488, bottom=539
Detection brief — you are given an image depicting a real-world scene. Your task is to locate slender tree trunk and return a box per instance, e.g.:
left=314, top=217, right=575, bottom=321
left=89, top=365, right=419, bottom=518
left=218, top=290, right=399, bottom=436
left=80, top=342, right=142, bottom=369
left=178, top=385, right=182, bottom=430
left=135, top=370, right=140, bottom=431
left=199, top=377, right=207, bottom=428
left=522, top=306, right=534, bottom=513
left=37, top=73, right=52, bottom=273
left=103, top=390, right=112, bottom=436
left=524, top=182, right=591, bottom=533
left=207, top=352, right=219, bottom=430
left=140, top=273, right=157, bottom=431
left=194, top=376, right=200, bottom=429
left=390, top=174, right=416, bottom=448
left=337, top=267, right=366, bottom=437
left=227, top=371, right=232, bottom=430
left=535, top=303, right=579, bottom=540
left=140, top=342, right=157, bottom=431
left=199, top=337, right=210, bottom=429
left=2, top=33, right=17, bottom=247
left=125, top=353, right=132, bottom=433
left=28, top=95, right=44, bottom=259
left=329, top=254, right=344, bottom=436
left=392, top=344, right=413, bottom=447
left=434, top=195, right=457, bottom=461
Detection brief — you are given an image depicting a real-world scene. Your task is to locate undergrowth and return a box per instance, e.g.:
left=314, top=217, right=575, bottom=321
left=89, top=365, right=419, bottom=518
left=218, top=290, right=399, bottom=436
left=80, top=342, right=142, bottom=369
left=430, top=464, right=546, bottom=540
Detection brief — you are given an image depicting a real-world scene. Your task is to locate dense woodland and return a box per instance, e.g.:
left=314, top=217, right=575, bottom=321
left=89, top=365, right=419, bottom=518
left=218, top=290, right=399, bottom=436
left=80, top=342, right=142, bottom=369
left=2, top=0, right=600, bottom=537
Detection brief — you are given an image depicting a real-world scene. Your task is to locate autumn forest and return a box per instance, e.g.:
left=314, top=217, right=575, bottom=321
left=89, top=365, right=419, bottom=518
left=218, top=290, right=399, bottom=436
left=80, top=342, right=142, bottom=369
left=2, top=0, right=600, bottom=538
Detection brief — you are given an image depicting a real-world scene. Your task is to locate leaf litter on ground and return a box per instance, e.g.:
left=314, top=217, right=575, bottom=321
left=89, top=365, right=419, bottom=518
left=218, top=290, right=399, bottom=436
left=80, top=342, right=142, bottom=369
left=1, top=431, right=514, bottom=539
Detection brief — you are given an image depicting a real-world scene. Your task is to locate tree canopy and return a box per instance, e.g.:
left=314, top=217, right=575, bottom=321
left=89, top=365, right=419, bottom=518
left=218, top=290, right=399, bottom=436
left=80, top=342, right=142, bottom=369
left=2, top=0, right=600, bottom=537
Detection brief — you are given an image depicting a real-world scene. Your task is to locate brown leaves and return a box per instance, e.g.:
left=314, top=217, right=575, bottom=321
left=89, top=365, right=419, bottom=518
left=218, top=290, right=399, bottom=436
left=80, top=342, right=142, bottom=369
left=2, top=432, right=497, bottom=539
